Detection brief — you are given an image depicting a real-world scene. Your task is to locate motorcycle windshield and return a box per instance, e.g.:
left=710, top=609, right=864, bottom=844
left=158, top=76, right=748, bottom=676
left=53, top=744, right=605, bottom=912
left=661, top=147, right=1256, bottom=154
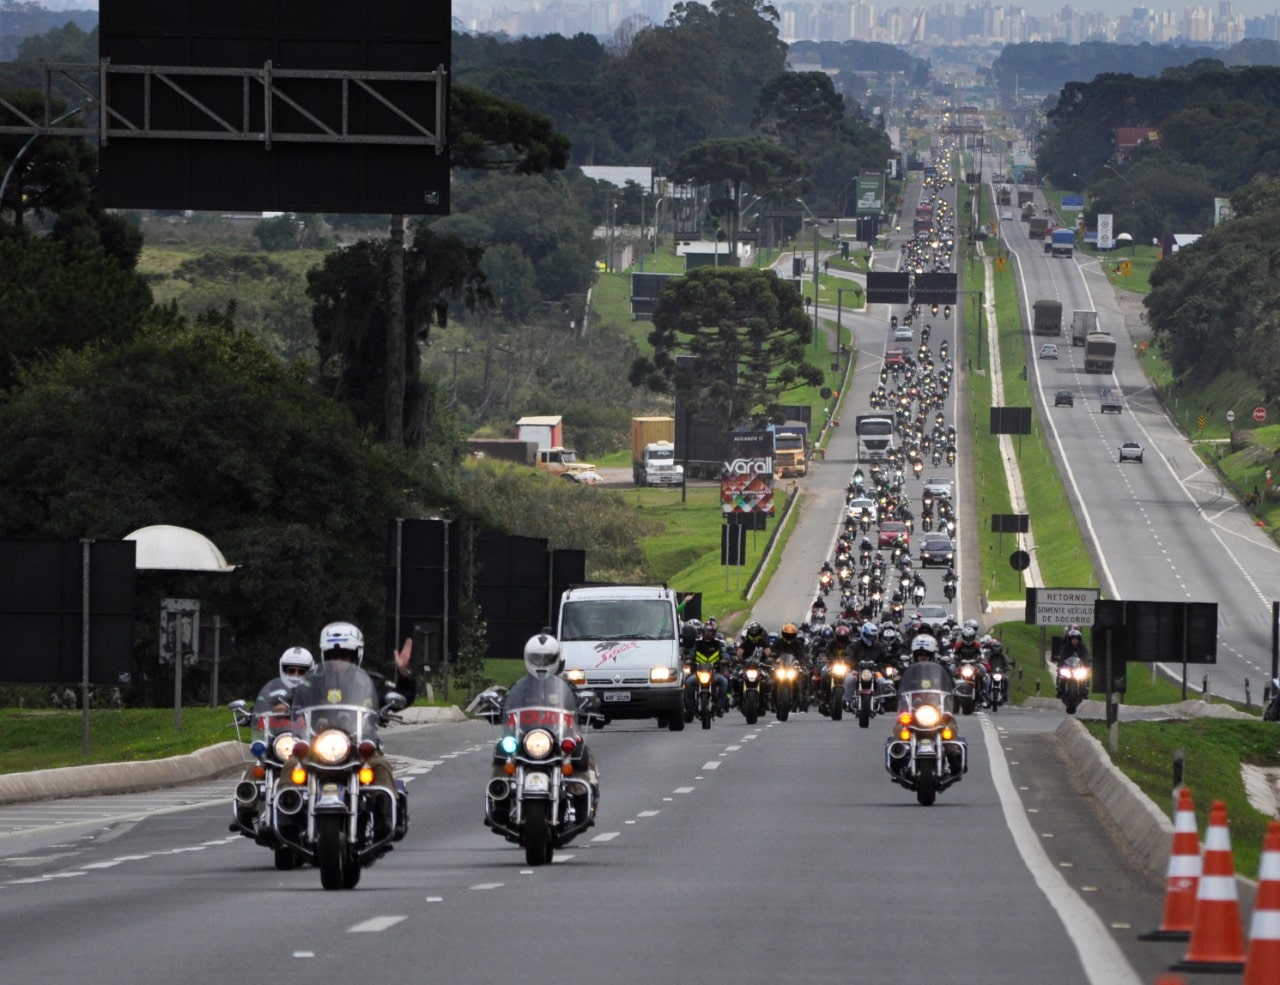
left=250, top=681, right=295, bottom=743
left=290, top=662, right=382, bottom=744
left=501, top=676, right=579, bottom=743
left=898, top=661, right=956, bottom=712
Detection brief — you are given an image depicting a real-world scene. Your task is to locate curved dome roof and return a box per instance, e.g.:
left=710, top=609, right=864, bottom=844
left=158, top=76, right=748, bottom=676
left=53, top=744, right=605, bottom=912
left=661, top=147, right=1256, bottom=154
left=123, top=525, right=236, bottom=572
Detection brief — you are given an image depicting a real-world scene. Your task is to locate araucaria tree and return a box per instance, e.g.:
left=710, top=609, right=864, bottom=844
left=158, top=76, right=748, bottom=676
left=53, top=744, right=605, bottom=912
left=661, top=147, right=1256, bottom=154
left=629, top=266, right=823, bottom=428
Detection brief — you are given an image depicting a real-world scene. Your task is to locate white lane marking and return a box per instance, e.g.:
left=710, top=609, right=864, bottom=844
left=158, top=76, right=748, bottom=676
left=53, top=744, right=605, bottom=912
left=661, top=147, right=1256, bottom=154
left=591, top=832, right=621, bottom=842
left=470, top=882, right=503, bottom=890
left=552, top=855, right=573, bottom=863
left=673, top=787, right=695, bottom=794
left=701, top=761, right=721, bottom=770
left=981, top=718, right=1141, bottom=985
left=725, top=745, right=742, bottom=751
left=636, top=810, right=660, bottom=818
left=293, top=951, right=315, bottom=959
left=425, top=896, right=443, bottom=902
left=349, top=916, right=408, bottom=933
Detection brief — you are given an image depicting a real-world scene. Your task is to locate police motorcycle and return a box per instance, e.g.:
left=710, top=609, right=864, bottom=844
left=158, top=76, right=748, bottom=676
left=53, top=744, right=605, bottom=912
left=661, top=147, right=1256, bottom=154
left=271, top=662, right=408, bottom=890
left=483, top=637, right=602, bottom=865
left=885, top=648, right=968, bottom=806
left=229, top=683, right=306, bottom=870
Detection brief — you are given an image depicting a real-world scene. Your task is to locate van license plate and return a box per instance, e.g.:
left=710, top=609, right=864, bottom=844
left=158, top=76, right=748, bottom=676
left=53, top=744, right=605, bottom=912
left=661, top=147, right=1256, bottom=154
left=604, top=691, right=630, bottom=702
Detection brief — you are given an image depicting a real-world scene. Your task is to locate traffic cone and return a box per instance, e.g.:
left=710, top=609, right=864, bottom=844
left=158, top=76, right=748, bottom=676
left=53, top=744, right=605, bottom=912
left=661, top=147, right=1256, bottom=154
left=1140, top=787, right=1201, bottom=941
left=1171, top=800, right=1246, bottom=973
left=1243, top=820, right=1280, bottom=985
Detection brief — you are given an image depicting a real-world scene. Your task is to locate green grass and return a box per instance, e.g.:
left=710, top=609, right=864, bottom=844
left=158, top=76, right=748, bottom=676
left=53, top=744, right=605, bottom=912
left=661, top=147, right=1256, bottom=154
left=0, top=707, right=234, bottom=773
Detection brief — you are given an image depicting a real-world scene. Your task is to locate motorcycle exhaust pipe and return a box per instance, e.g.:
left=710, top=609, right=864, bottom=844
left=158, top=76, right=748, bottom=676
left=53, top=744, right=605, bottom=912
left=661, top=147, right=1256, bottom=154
left=487, top=778, right=512, bottom=802
left=233, top=780, right=260, bottom=808
left=888, top=740, right=911, bottom=760
left=275, top=787, right=305, bottom=816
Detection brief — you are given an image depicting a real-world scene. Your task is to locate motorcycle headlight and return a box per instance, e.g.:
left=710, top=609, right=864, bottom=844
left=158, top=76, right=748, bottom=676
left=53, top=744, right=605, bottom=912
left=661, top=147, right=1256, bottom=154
left=312, top=728, right=351, bottom=765
left=960, top=665, right=974, bottom=679
left=914, top=704, right=941, bottom=728
left=273, top=733, right=297, bottom=761
left=565, top=668, right=586, bottom=685
left=831, top=662, right=849, bottom=677
left=859, top=669, right=874, bottom=682
left=884, top=665, right=898, bottom=678
left=522, top=729, right=554, bottom=759
left=696, top=669, right=713, bottom=685
left=1058, top=666, right=1072, bottom=678
left=1073, top=667, right=1091, bottom=681
left=745, top=667, right=759, bottom=682
left=992, top=673, right=1004, bottom=681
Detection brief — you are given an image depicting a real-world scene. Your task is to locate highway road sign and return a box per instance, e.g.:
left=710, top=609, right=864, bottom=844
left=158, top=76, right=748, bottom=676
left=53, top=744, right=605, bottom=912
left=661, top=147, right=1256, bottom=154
left=1226, top=410, right=1236, bottom=422
left=1255, top=406, right=1267, bottom=422
left=1025, top=587, right=1100, bottom=627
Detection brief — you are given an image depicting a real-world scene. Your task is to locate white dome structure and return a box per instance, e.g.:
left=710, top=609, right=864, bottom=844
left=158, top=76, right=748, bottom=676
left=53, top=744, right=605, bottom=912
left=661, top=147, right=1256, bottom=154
left=123, top=525, right=236, bottom=572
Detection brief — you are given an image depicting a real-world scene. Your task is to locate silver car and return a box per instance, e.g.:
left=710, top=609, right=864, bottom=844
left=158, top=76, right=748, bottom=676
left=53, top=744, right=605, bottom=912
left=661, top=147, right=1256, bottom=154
left=1118, top=442, right=1144, bottom=464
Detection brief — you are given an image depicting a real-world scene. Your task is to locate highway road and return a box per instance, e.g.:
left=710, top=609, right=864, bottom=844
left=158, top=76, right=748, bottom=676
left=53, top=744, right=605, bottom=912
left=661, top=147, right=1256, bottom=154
left=0, top=708, right=1234, bottom=985
left=1002, top=187, right=1280, bottom=703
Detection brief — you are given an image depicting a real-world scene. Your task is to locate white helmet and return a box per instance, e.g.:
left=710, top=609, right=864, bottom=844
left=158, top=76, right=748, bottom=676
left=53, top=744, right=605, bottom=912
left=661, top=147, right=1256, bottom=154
left=279, top=646, right=315, bottom=688
left=319, top=621, right=364, bottom=665
left=910, top=634, right=940, bottom=661
left=524, top=632, right=563, bottom=680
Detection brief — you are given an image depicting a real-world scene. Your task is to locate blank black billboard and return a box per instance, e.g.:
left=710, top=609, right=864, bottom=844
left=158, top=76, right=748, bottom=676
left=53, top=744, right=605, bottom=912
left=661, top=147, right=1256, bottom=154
left=990, top=406, right=1032, bottom=435
left=99, top=0, right=450, bottom=214
left=913, top=272, right=958, bottom=305
left=866, top=272, right=910, bottom=305
left=0, top=541, right=137, bottom=685
left=385, top=518, right=460, bottom=670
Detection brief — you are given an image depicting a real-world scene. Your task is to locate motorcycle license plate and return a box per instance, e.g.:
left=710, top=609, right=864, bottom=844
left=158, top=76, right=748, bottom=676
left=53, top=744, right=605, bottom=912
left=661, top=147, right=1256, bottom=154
left=523, top=772, right=550, bottom=794
left=317, top=782, right=344, bottom=808
left=604, top=691, right=630, bottom=703
left=917, top=739, right=936, bottom=755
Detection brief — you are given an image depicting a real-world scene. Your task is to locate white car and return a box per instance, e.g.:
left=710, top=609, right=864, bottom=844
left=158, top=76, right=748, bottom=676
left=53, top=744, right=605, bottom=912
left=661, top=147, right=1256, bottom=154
left=562, top=469, right=602, bottom=485
left=922, top=477, right=953, bottom=500
left=846, top=497, right=878, bottom=524
left=1001, top=210, right=1013, bottom=221
left=892, top=325, right=914, bottom=342
left=1118, top=442, right=1144, bottom=464
left=1040, top=343, right=1059, bottom=359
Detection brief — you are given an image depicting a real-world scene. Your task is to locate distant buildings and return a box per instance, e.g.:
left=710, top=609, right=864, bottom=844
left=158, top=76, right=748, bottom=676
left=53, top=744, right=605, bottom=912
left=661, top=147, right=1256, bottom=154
left=452, top=0, right=1280, bottom=46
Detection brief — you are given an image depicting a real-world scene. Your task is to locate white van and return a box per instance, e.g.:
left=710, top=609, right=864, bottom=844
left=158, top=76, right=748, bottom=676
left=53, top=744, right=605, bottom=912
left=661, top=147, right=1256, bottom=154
left=557, top=585, right=685, bottom=731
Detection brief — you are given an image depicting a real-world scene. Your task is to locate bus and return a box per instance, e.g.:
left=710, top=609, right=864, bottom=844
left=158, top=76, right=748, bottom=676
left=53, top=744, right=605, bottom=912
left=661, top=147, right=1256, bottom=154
left=855, top=415, right=895, bottom=462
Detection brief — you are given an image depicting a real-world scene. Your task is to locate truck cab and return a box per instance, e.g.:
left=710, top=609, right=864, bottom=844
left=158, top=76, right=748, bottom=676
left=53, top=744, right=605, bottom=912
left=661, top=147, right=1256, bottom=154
left=537, top=447, right=594, bottom=476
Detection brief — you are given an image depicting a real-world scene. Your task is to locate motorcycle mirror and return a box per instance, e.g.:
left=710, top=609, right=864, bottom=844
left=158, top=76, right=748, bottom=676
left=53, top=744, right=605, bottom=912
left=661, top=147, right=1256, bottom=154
left=228, top=699, right=248, bottom=713
left=382, top=690, right=408, bottom=713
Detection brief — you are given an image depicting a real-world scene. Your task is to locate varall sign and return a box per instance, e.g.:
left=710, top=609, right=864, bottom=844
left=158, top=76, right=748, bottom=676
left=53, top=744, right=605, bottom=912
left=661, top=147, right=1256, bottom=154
left=721, top=430, right=775, bottom=515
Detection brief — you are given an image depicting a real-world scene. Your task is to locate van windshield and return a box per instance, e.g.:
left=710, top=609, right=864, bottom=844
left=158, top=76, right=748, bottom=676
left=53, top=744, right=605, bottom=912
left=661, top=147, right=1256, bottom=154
left=560, top=599, right=675, bottom=641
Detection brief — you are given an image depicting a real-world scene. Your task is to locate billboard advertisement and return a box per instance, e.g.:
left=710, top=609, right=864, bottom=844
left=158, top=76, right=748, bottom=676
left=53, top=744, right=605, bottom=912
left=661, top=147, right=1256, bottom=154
left=856, top=171, right=885, bottom=215
left=721, top=430, right=774, bottom=515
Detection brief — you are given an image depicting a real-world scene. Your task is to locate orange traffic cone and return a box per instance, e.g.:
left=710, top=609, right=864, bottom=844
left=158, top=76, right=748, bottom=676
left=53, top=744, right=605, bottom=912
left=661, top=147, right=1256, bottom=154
left=1140, top=787, right=1200, bottom=941
left=1171, top=800, right=1246, bottom=973
left=1243, top=820, right=1280, bottom=985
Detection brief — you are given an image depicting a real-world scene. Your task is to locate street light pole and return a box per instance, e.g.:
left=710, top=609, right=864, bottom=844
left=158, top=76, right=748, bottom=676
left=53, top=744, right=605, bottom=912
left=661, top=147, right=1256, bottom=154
left=1103, top=163, right=1137, bottom=256
left=1, top=100, right=95, bottom=223
left=796, top=198, right=821, bottom=347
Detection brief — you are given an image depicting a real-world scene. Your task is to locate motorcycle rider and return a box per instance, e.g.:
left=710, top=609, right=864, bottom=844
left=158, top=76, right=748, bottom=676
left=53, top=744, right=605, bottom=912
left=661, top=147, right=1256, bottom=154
left=1055, top=626, right=1091, bottom=698
left=279, top=621, right=415, bottom=841
left=489, top=632, right=599, bottom=826
left=231, top=645, right=315, bottom=833
left=687, top=621, right=729, bottom=715
left=842, top=621, right=884, bottom=705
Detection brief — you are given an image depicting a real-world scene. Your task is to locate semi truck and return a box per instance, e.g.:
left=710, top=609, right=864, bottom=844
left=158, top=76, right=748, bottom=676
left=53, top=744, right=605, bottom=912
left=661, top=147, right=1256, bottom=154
left=1085, top=333, right=1118, bottom=374
left=514, top=414, right=595, bottom=477
left=1028, top=216, right=1050, bottom=240
left=997, top=186, right=1012, bottom=206
left=631, top=416, right=684, bottom=486
left=773, top=421, right=809, bottom=478
left=1017, top=190, right=1034, bottom=207
left=1070, top=310, right=1099, bottom=347
left=1051, top=228, right=1075, bottom=257
left=855, top=414, right=895, bottom=462
left=1033, top=300, right=1063, bottom=336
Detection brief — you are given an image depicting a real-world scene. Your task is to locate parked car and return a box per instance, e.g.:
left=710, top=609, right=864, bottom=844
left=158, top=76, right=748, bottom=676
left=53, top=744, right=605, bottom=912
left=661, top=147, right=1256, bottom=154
left=1040, top=343, right=1059, bottom=359
left=1054, top=390, right=1075, bottom=407
left=878, top=521, right=910, bottom=548
left=1118, top=442, right=1144, bottom=464
left=919, top=533, right=955, bottom=568
left=1001, top=210, right=1013, bottom=221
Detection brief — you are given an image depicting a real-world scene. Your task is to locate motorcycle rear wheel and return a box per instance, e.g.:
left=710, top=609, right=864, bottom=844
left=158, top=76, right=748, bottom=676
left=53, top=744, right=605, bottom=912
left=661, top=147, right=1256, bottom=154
left=317, top=814, right=350, bottom=890
left=523, top=800, right=552, bottom=866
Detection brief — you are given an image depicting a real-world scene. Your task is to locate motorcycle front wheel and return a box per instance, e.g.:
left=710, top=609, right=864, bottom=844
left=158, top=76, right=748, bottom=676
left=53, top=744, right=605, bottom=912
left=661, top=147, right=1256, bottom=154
left=830, top=687, right=844, bottom=722
left=916, top=761, right=937, bottom=806
left=317, top=814, right=350, bottom=890
left=523, top=800, right=552, bottom=866
left=699, top=694, right=712, bottom=730
left=743, top=691, right=759, bottom=725
left=857, top=696, right=870, bottom=729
